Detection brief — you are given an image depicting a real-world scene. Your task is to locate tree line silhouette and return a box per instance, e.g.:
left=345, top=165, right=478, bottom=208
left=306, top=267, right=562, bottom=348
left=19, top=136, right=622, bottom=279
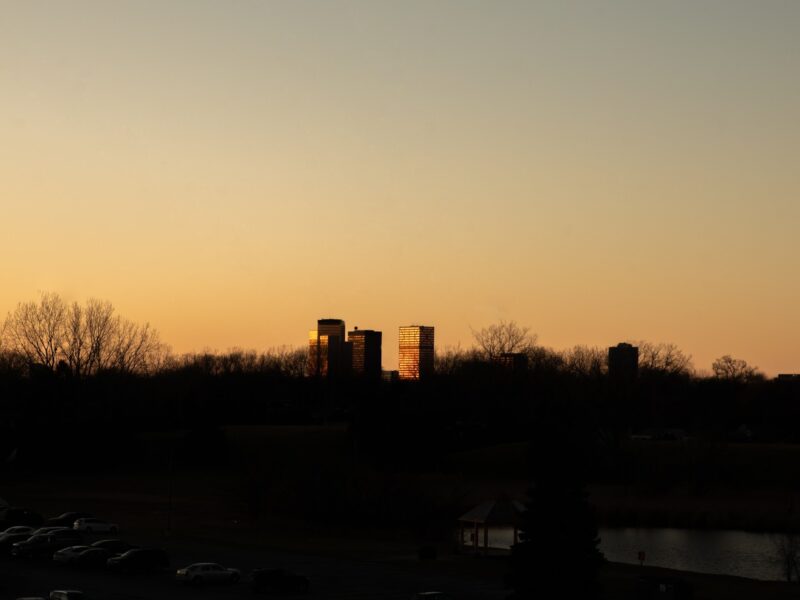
left=2, top=295, right=797, bottom=599
left=0, top=293, right=796, bottom=474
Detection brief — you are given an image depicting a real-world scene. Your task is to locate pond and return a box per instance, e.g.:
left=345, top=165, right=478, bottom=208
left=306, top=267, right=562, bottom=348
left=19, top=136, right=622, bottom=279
left=462, top=527, right=790, bottom=581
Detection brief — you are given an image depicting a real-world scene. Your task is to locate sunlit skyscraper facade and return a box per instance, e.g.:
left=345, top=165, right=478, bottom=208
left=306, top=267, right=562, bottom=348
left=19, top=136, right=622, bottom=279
left=398, top=325, right=434, bottom=380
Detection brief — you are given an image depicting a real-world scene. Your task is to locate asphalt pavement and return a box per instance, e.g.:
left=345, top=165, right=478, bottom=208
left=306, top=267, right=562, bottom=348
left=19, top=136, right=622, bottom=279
left=0, top=533, right=508, bottom=599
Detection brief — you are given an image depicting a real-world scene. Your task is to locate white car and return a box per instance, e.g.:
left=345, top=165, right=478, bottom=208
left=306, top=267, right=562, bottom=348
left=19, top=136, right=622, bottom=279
left=175, top=562, right=241, bottom=585
left=72, top=518, right=118, bottom=534
left=53, top=545, right=92, bottom=564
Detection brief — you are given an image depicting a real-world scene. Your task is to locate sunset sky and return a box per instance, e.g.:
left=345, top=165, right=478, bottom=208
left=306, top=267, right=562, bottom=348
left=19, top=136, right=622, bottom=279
left=2, top=1, right=799, bottom=374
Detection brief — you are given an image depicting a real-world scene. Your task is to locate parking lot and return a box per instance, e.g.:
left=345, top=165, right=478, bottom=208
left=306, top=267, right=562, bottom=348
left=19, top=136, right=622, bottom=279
left=1, top=530, right=508, bottom=599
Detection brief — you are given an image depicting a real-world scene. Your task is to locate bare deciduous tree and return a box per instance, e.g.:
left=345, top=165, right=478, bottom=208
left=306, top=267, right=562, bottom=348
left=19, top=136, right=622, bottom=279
left=636, top=341, right=693, bottom=376
left=712, top=355, right=763, bottom=382
left=471, top=320, right=537, bottom=360
left=561, top=345, right=606, bottom=377
left=84, top=299, right=117, bottom=373
left=4, top=292, right=67, bottom=370
left=109, top=319, right=165, bottom=374
left=168, top=346, right=307, bottom=379
left=262, top=346, right=308, bottom=378
left=3, top=293, right=165, bottom=376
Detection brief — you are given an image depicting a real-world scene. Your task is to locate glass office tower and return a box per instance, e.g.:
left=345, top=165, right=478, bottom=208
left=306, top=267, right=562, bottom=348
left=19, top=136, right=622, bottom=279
left=308, top=319, right=346, bottom=377
left=398, top=325, right=434, bottom=380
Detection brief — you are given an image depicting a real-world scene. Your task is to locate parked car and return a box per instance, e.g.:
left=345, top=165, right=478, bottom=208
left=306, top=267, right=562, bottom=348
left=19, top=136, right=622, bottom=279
left=49, top=592, right=85, bottom=600
left=53, top=545, right=92, bottom=564
left=90, top=539, right=136, bottom=554
left=2, top=526, right=34, bottom=536
left=176, top=562, right=241, bottom=585
left=72, top=547, right=114, bottom=568
left=33, top=527, right=70, bottom=536
left=45, top=513, right=93, bottom=528
left=0, top=507, right=43, bottom=528
left=73, top=518, right=118, bottom=534
left=107, top=548, right=169, bottom=572
left=12, top=531, right=83, bottom=558
left=0, top=531, right=34, bottom=552
left=251, top=569, right=310, bottom=594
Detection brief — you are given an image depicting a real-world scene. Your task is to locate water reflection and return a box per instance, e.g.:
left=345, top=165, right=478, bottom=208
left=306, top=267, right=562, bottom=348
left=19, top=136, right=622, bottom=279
left=471, top=527, right=785, bottom=581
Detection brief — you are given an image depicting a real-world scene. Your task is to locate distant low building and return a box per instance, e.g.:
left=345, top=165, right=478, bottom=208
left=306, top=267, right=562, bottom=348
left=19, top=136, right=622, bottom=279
left=497, top=352, right=528, bottom=372
left=775, top=374, right=800, bottom=395
left=381, top=370, right=399, bottom=382
left=777, top=374, right=800, bottom=381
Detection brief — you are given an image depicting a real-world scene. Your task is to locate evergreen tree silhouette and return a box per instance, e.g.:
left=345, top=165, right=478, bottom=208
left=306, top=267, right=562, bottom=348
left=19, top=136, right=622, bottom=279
left=508, top=406, right=605, bottom=598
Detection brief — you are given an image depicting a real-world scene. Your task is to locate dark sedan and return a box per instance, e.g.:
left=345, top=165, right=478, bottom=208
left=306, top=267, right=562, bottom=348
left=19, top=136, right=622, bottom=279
left=90, top=539, right=137, bottom=554
left=73, top=547, right=115, bottom=568
left=106, top=548, right=169, bottom=572
left=11, top=530, right=83, bottom=558
left=44, top=512, right=94, bottom=528
left=0, top=531, right=33, bottom=552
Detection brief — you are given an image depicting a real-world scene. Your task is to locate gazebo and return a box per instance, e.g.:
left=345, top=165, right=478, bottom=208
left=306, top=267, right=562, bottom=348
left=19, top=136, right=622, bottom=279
left=457, top=497, right=525, bottom=555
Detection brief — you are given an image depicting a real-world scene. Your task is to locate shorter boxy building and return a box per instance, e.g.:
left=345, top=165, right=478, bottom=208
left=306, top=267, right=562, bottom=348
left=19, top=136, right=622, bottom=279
left=348, top=328, right=382, bottom=378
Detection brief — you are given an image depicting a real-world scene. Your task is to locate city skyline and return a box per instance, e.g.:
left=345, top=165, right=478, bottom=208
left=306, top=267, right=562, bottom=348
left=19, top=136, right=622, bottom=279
left=0, top=293, right=793, bottom=377
left=2, top=2, right=799, bottom=375
left=4, top=4, right=799, bottom=597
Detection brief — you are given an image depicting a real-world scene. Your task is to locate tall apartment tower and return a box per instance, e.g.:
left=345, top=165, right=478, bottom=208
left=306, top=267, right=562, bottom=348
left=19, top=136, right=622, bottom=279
left=308, top=318, right=346, bottom=378
left=348, top=328, right=382, bottom=378
left=398, top=325, right=435, bottom=380
left=608, top=342, right=639, bottom=384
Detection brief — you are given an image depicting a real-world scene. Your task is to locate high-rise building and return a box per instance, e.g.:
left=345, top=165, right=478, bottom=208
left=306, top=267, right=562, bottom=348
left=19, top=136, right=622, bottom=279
left=608, top=342, right=639, bottom=383
left=308, top=318, right=346, bottom=378
left=317, top=318, right=345, bottom=344
left=398, top=325, right=434, bottom=380
left=348, top=328, right=382, bottom=378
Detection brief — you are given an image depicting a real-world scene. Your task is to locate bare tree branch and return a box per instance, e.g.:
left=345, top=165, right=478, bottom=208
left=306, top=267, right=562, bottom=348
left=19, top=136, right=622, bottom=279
left=471, top=320, right=537, bottom=360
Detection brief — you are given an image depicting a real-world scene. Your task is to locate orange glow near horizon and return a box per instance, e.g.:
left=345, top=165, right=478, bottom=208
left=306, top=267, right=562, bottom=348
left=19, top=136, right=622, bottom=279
left=1, top=2, right=799, bottom=375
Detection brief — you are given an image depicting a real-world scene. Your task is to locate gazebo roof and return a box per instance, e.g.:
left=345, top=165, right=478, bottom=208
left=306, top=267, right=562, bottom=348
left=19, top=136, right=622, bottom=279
left=458, top=498, right=525, bottom=525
